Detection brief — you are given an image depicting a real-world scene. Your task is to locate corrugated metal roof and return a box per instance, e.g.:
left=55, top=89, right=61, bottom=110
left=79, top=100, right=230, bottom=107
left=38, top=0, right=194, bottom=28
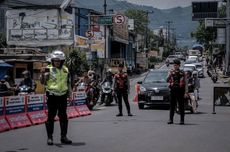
left=0, top=0, right=65, bottom=8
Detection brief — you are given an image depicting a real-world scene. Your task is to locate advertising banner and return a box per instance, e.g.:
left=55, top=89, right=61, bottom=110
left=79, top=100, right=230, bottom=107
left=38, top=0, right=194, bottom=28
left=5, top=96, right=25, bottom=115
left=72, top=92, right=87, bottom=106
left=27, top=94, right=45, bottom=112
left=0, top=97, right=4, bottom=116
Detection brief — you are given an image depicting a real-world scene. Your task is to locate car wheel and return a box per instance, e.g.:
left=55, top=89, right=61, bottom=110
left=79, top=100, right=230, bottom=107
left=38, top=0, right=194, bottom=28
left=138, top=103, right=144, bottom=109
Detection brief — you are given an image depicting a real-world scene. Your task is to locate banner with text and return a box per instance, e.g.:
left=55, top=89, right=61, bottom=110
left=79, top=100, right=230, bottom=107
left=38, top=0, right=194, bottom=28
left=27, top=94, right=45, bottom=112
left=5, top=96, right=26, bottom=115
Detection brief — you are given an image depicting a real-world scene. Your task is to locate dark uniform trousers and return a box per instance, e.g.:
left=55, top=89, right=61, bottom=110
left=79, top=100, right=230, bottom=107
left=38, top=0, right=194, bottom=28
left=45, top=93, right=68, bottom=138
left=169, top=87, right=185, bottom=122
left=116, top=89, right=131, bottom=114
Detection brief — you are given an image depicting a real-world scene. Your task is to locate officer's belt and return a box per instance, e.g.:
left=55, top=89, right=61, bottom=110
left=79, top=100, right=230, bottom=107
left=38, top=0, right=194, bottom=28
left=46, top=89, right=67, bottom=96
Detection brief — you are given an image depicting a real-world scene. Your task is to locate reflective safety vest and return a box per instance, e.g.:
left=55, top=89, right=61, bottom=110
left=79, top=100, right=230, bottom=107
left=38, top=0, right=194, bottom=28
left=46, top=65, right=69, bottom=96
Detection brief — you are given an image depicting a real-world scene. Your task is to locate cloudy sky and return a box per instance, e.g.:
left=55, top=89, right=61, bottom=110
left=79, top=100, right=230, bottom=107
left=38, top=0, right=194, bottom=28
left=125, top=0, right=218, bottom=9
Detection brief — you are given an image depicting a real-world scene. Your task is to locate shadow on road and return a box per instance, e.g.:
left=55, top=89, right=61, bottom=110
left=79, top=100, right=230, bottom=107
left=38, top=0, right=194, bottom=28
left=54, top=142, right=86, bottom=147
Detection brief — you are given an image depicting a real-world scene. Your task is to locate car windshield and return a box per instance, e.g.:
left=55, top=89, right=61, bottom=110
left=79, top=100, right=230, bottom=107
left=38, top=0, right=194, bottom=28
left=184, top=66, right=195, bottom=71
left=144, top=71, right=168, bottom=83
left=168, top=55, right=176, bottom=58
left=195, top=65, right=202, bottom=69
left=185, top=59, right=196, bottom=64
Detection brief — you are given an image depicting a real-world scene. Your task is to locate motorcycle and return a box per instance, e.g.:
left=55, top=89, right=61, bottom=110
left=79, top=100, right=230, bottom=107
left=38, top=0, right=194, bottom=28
left=101, top=81, right=113, bottom=106
left=86, top=81, right=100, bottom=110
left=185, top=93, right=197, bottom=113
left=18, top=85, right=34, bottom=95
left=211, top=72, right=218, bottom=83
left=176, top=93, right=197, bottom=114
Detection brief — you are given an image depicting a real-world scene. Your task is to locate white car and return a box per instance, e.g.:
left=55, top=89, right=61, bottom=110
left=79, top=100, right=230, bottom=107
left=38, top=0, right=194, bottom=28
left=183, top=64, right=197, bottom=72
left=166, top=55, right=178, bottom=64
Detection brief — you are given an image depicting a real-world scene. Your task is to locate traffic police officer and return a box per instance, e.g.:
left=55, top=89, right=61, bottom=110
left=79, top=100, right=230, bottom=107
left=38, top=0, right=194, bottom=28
left=113, top=64, right=133, bottom=116
left=40, top=50, right=72, bottom=145
left=167, top=59, right=186, bottom=125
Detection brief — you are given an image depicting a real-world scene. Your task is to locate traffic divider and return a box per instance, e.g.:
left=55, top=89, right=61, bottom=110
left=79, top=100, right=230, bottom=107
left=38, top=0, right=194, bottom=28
left=72, top=92, right=91, bottom=116
left=5, top=96, right=32, bottom=129
left=0, top=97, right=10, bottom=132
left=27, top=94, right=47, bottom=125
left=67, top=99, right=80, bottom=118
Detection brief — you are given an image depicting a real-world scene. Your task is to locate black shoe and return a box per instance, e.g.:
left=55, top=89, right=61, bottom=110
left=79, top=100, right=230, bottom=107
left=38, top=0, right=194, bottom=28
left=128, top=113, right=133, bottom=116
left=167, top=120, right=173, bottom=124
left=61, top=136, right=72, bottom=144
left=47, top=138, right=53, bottom=145
left=179, top=121, right=184, bottom=125
left=116, top=113, right=123, bottom=117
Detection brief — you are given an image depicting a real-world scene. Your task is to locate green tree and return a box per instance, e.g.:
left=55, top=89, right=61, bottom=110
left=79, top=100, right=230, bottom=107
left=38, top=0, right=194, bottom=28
left=124, top=9, right=148, bottom=35
left=0, top=32, right=7, bottom=48
left=192, top=21, right=216, bottom=49
left=65, top=49, right=89, bottom=78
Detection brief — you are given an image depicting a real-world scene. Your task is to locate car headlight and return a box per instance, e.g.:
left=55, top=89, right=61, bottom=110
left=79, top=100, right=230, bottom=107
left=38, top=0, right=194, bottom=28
left=140, top=86, right=146, bottom=92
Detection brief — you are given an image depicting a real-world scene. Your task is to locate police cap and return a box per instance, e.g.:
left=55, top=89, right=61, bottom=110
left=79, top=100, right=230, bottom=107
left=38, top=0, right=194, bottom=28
left=173, top=59, right=181, bottom=65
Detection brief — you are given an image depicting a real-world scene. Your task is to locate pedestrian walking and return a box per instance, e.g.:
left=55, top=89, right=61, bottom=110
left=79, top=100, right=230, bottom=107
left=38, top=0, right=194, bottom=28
left=113, top=64, right=133, bottom=117
left=40, top=50, right=72, bottom=145
left=167, top=59, right=187, bottom=125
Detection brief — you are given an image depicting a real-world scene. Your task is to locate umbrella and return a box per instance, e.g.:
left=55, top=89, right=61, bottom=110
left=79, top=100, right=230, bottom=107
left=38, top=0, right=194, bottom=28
left=0, top=60, right=13, bottom=68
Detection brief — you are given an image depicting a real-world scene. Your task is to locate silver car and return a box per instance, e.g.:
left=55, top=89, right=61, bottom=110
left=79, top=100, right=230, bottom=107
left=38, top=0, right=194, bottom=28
left=193, top=62, right=204, bottom=78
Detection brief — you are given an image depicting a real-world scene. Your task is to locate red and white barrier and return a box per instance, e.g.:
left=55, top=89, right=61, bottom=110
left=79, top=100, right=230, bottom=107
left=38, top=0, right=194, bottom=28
left=0, top=97, right=10, bottom=132
left=27, top=94, right=47, bottom=125
left=72, top=92, right=91, bottom=116
left=0, top=91, right=92, bottom=132
left=5, top=96, right=31, bottom=129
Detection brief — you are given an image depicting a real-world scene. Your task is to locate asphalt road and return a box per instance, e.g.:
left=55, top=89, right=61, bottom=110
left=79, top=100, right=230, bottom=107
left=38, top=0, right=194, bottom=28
left=0, top=64, right=230, bottom=152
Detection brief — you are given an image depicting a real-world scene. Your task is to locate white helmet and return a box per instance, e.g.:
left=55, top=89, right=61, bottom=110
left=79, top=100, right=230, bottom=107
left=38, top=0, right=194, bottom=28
left=50, top=50, right=65, bottom=61
left=107, top=68, right=112, bottom=73
left=192, top=71, right=198, bottom=77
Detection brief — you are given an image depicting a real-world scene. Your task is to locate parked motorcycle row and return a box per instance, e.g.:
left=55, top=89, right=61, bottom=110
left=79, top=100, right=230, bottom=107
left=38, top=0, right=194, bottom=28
left=207, top=64, right=218, bottom=83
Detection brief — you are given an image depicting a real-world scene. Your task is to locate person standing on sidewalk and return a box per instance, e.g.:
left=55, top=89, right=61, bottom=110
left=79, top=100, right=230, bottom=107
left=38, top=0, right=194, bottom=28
left=40, top=50, right=72, bottom=145
left=113, top=64, right=133, bottom=117
left=167, top=59, right=187, bottom=125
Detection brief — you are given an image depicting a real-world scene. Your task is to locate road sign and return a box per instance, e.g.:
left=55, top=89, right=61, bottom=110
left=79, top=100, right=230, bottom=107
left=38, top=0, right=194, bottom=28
left=205, top=18, right=227, bottom=28
left=98, top=16, right=113, bottom=25
left=85, top=30, right=94, bottom=38
left=114, top=14, right=125, bottom=25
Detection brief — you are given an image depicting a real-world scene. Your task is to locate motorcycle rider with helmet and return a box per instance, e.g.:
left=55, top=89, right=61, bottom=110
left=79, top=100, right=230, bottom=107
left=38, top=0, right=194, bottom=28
left=99, top=69, right=114, bottom=105
left=17, top=70, right=36, bottom=94
left=40, top=50, right=72, bottom=145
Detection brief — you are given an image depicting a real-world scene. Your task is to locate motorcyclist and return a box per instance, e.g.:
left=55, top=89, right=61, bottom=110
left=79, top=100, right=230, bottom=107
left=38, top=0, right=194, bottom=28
left=99, top=69, right=114, bottom=105
left=192, top=71, right=200, bottom=102
left=18, top=71, right=36, bottom=94
left=0, top=76, right=13, bottom=96
left=185, top=70, right=197, bottom=113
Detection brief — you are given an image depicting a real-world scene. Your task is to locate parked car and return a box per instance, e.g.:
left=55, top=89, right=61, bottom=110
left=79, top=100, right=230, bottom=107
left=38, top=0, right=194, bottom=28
left=166, top=55, right=178, bottom=64
left=137, top=69, right=170, bottom=109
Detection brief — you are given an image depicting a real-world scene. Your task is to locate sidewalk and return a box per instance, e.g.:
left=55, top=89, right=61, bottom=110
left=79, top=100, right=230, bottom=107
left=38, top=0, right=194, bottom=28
left=216, top=68, right=230, bottom=84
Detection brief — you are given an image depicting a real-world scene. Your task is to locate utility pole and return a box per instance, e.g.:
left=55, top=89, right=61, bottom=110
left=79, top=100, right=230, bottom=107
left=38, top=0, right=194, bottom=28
left=166, top=21, right=173, bottom=44
left=104, top=0, right=107, bottom=59
left=144, top=11, right=154, bottom=52
left=225, top=0, right=230, bottom=75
